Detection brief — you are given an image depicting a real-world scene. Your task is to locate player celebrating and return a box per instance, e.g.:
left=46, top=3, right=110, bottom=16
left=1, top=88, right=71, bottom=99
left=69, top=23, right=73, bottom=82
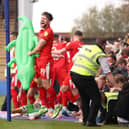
left=28, top=12, right=56, bottom=118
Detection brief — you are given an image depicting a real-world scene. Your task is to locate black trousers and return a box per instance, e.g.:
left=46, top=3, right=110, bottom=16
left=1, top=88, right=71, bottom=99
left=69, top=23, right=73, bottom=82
left=105, top=100, right=117, bottom=124
left=70, top=71, right=101, bottom=124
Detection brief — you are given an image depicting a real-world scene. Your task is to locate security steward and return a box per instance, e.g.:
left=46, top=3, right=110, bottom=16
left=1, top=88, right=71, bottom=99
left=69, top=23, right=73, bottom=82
left=70, top=38, right=116, bottom=126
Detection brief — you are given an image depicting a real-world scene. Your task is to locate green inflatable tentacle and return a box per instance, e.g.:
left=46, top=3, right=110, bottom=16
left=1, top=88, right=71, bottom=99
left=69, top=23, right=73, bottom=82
left=5, top=40, right=16, bottom=52
left=7, top=58, right=16, bottom=67
left=17, top=16, right=39, bottom=90
left=5, top=16, right=39, bottom=90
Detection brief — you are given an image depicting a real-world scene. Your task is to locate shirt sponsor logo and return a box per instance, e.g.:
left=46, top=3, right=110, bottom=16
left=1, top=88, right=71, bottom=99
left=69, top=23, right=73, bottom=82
left=44, top=31, right=48, bottom=37
left=66, top=42, right=70, bottom=46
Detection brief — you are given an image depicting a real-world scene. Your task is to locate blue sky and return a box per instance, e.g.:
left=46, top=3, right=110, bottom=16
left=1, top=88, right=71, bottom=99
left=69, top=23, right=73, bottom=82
left=32, top=0, right=122, bottom=33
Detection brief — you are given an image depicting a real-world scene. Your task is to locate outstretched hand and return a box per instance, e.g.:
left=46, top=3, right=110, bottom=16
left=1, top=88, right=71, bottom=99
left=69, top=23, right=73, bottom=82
left=28, top=51, right=32, bottom=56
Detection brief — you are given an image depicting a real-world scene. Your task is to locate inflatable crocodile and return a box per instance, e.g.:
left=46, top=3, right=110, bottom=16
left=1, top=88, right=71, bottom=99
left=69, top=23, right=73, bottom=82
left=6, top=16, right=39, bottom=90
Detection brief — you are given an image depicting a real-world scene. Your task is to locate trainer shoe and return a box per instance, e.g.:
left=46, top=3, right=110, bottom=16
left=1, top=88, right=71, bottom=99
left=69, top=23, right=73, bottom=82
left=62, top=109, right=71, bottom=117
left=34, top=106, right=48, bottom=119
left=52, top=104, right=62, bottom=118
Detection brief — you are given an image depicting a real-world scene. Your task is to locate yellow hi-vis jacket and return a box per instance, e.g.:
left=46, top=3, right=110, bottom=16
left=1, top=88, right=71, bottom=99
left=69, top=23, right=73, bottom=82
left=71, top=45, right=106, bottom=76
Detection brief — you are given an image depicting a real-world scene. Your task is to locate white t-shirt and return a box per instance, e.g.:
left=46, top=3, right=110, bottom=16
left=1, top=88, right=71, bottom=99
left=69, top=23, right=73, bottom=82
left=98, top=57, right=111, bottom=74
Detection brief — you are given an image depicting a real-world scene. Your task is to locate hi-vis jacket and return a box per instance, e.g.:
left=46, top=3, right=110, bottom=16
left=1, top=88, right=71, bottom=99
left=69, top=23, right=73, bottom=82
left=71, top=45, right=106, bottom=76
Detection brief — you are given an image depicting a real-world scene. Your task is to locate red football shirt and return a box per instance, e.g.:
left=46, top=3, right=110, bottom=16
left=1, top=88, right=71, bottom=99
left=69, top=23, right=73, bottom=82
left=38, top=26, right=54, bottom=58
left=52, top=42, right=68, bottom=68
left=64, top=41, right=84, bottom=70
left=65, top=41, right=84, bottom=60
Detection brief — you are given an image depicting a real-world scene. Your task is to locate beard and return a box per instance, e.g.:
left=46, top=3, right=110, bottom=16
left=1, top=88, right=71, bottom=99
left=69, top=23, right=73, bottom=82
left=40, top=23, right=48, bottom=29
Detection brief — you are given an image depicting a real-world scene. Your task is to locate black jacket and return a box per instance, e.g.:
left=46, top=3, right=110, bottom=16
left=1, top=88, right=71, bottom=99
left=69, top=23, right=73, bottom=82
left=115, top=82, right=129, bottom=120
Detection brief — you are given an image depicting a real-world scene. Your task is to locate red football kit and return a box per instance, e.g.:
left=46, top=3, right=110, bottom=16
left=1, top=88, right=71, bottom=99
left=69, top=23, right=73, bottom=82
left=51, top=42, right=69, bottom=86
left=60, top=41, right=83, bottom=106
left=63, top=40, right=84, bottom=85
left=35, top=26, right=54, bottom=80
left=10, top=48, right=27, bottom=108
left=65, top=41, right=83, bottom=58
left=52, top=42, right=68, bottom=68
left=65, top=40, right=84, bottom=70
left=30, top=26, right=56, bottom=107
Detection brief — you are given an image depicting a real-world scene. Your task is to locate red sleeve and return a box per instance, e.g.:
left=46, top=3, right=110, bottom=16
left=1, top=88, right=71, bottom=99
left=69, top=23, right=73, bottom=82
left=65, top=42, right=73, bottom=51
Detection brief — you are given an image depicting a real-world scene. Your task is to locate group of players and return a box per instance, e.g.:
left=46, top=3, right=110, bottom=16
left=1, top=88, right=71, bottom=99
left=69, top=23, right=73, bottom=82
left=10, top=11, right=84, bottom=119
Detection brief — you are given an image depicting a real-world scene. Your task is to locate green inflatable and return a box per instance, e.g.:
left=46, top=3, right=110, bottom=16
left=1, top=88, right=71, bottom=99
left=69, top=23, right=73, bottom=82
left=5, top=16, right=39, bottom=90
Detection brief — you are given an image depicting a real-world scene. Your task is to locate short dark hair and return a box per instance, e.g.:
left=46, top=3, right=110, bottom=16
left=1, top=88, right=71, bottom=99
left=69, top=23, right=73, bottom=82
left=114, top=74, right=126, bottom=84
left=10, top=32, right=18, bottom=37
left=96, top=38, right=106, bottom=46
left=74, top=30, right=83, bottom=36
left=54, top=34, right=59, bottom=40
left=42, top=12, right=53, bottom=21
left=108, top=55, right=117, bottom=62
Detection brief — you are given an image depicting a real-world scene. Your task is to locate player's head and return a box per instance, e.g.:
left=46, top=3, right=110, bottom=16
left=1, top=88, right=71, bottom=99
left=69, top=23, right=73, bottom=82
left=72, top=30, right=83, bottom=41
left=10, top=32, right=18, bottom=41
left=40, top=12, right=53, bottom=29
left=74, top=30, right=83, bottom=37
left=54, top=34, right=59, bottom=42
